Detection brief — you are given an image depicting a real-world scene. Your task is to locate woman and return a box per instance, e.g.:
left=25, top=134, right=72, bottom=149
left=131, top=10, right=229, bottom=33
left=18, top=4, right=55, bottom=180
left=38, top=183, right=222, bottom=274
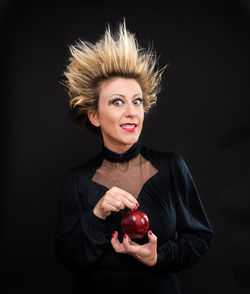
left=55, top=20, right=214, bottom=294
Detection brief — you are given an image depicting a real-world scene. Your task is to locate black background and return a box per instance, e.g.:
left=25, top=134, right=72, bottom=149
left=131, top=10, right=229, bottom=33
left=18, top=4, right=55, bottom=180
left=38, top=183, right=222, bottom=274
left=2, top=0, right=250, bottom=293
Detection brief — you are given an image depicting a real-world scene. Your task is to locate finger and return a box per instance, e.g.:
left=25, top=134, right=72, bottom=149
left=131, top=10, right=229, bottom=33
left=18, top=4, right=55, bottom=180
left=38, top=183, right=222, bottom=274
left=111, top=231, right=125, bottom=253
left=108, top=197, right=136, bottom=211
left=123, top=234, right=134, bottom=253
left=108, top=190, right=138, bottom=211
left=105, top=190, right=128, bottom=210
left=112, top=199, right=125, bottom=210
left=111, top=187, right=139, bottom=207
left=148, top=230, right=157, bottom=245
left=102, top=202, right=120, bottom=213
left=120, top=197, right=138, bottom=211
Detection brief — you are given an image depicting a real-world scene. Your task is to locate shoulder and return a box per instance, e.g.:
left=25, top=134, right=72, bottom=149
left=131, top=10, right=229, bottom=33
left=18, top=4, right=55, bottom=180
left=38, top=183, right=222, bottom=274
left=63, top=152, right=103, bottom=181
left=140, top=145, right=184, bottom=166
left=140, top=145, right=192, bottom=178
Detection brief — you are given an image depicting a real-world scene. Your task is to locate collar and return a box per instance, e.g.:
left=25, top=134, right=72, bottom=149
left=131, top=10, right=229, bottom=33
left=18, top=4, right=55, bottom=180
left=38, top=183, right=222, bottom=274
left=101, top=140, right=142, bottom=162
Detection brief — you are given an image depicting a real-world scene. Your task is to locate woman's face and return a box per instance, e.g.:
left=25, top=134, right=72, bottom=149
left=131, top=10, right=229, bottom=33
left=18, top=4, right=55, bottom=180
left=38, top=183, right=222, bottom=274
left=88, top=77, right=144, bottom=153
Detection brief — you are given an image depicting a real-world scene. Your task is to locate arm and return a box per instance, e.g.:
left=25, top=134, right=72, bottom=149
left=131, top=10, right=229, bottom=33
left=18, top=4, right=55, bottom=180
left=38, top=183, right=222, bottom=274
left=54, top=169, right=108, bottom=273
left=154, top=152, right=214, bottom=272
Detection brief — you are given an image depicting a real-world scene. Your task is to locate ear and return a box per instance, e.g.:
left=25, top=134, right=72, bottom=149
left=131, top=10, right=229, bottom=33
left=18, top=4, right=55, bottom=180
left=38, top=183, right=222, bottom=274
left=87, top=109, right=100, bottom=127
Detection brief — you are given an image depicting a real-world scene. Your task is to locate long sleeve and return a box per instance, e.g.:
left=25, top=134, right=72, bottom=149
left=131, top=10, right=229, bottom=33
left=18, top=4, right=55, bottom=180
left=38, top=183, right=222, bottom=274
left=154, top=152, right=214, bottom=272
left=54, top=168, right=109, bottom=273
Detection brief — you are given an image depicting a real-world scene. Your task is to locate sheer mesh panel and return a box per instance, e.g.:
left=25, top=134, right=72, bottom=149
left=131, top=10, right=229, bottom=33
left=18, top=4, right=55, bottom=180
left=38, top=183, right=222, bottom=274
left=91, top=154, right=158, bottom=199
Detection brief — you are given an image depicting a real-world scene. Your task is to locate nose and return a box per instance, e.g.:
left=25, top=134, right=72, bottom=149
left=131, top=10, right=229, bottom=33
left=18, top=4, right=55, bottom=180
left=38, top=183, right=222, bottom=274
left=124, top=101, right=137, bottom=117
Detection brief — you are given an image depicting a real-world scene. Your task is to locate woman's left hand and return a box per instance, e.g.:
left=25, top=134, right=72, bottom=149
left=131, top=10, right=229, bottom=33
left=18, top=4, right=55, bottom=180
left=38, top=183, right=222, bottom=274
left=111, top=230, right=157, bottom=266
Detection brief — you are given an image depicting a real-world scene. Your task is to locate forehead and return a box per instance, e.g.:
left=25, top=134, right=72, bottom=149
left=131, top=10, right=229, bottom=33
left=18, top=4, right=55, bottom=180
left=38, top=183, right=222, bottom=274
left=99, top=77, right=142, bottom=97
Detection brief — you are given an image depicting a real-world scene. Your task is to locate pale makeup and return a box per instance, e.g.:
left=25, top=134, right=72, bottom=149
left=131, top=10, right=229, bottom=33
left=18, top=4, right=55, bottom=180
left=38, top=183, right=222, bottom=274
left=88, top=77, right=144, bottom=154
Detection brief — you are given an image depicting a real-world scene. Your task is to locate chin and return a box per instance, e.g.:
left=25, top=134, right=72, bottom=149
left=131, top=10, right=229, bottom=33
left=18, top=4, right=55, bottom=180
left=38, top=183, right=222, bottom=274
left=103, top=131, right=141, bottom=150
left=121, top=136, right=139, bottom=146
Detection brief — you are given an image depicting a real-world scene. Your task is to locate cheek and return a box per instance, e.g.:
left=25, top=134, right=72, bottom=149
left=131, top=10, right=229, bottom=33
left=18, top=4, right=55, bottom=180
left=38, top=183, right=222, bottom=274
left=99, top=109, right=121, bottom=127
left=140, top=109, right=144, bottom=121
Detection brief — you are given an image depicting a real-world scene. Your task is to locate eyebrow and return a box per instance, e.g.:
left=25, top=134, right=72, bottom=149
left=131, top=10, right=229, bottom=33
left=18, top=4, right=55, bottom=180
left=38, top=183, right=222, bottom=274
left=109, top=94, right=142, bottom=98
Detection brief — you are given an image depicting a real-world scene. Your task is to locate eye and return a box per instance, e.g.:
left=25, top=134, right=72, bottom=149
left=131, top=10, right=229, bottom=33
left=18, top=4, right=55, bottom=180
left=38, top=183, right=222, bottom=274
left=133, top=98, right=143, bottom=105
left=109, top=98, right=124, bottom=106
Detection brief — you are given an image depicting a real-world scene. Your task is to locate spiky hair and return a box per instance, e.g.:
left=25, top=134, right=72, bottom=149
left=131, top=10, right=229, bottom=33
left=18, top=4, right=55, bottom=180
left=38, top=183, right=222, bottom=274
left=60, top=19, right=166, bottom=134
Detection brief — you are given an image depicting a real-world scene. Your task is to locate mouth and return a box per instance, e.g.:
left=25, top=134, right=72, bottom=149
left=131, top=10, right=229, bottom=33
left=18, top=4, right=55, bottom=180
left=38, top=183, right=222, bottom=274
left=120, top=124, right=137, bottom=132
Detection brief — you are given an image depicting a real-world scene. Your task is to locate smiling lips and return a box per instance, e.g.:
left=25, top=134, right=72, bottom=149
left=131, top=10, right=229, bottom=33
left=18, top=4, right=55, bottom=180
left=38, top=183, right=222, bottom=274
left=120, top=123, right=137, bottom=132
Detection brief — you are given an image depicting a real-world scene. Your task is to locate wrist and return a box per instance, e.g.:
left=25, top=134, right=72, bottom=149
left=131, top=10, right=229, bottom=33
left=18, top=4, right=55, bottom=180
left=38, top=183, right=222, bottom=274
left=147, top=254, right=157, bottom=267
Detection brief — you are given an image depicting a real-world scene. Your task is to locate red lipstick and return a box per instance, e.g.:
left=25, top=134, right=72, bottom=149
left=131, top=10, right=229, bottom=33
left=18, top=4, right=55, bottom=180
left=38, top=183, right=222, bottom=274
left=120, top=123, right=137, bottom=132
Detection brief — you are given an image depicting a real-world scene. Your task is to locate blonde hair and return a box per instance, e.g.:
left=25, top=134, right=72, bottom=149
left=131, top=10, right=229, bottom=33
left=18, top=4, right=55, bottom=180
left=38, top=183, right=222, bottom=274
left=59, top=19, right=167, bottom=134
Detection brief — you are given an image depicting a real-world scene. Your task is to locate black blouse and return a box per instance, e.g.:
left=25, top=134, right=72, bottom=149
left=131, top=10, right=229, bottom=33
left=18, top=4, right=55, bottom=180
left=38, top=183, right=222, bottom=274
left=55, top=140, right=214, bottom=294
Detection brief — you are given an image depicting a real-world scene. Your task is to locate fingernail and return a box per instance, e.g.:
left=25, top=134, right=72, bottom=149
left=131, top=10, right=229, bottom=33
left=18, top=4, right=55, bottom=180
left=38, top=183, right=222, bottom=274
left=124, top=234, right=127, bottom=238
left=112, top=234, right=114, bottom=238
left=132, top=207, right=137, bottom=211
left=136, top=203, right=139, bottom=207
left=149, top=230, right=152, bottom=235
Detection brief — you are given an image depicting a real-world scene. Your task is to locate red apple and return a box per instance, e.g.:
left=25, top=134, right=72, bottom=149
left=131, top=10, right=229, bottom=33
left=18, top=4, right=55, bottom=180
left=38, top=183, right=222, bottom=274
left=121, top=210, right=149, bottom=239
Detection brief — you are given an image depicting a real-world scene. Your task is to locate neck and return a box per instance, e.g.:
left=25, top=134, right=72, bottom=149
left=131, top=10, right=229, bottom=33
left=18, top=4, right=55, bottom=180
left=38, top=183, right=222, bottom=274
left=103, top=143, right=134, bottom=154
left=101, top=140, right=141, bottom=163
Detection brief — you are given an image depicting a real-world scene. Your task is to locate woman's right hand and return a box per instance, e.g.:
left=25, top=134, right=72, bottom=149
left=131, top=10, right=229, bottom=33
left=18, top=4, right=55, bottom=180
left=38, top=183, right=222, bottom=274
left=93, top=186, right=139, bottom=220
